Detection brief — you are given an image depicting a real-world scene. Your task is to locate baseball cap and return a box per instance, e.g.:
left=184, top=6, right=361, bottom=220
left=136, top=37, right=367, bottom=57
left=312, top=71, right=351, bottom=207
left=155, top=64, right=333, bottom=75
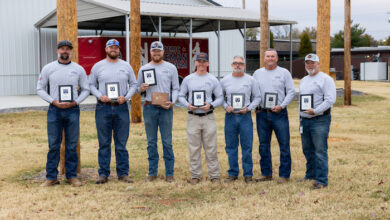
left=106, top=39, right=120, bottom=48
left=150, top=41, right=164, bottom=51
left=305, top=53, right=320, bottom=62
left=57, top=40, right=73, bottom=49
left=195, top=52, right=209, bottom=62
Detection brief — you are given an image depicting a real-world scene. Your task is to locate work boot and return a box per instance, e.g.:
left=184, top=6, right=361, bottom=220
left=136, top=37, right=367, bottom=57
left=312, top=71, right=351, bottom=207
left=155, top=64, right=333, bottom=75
left=255, top=176, right=273, bottom=182
left=190, top=178, right=200, bottom=185
left=40, top=179, right=60, bottom=187
left=66, top=178, right=82, bottom=187
left=165, top=176, right=174, bottom=182
left=277, top=177, right=289, bottom=184
left=146, top=175, right=157, bottom=182
left=244, top=176, right=253, bottom=183
left=312, top=182, right=327, bottom=189
left=119, top=176, right=134, bottom=183
left=224, top=176, right=238, bottom=183
left=210, top=178, right=221, bottom=184
left=96, top=176, right=108, bottom=184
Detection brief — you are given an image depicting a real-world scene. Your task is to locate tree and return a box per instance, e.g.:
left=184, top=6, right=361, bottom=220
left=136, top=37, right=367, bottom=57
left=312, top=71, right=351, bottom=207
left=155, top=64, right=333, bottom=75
left=298, top=32, right=313, bottom=57
left=270, top=31, right=274, bottom=48
left=331, top=22, right=376, bottom=48
left=246, top=28, right=259, bottom=40
left=301, top=26, right=316, bottom=39
left=385, top=36, right=390, bottom=46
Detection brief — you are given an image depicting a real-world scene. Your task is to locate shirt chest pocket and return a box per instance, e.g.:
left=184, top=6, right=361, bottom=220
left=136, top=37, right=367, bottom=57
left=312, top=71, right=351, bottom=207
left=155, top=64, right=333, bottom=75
left=158, top=69, right=171, bottom=84
left=67, top=71, right=79, bottom=83
left=272, top=76, right=284, bottom=89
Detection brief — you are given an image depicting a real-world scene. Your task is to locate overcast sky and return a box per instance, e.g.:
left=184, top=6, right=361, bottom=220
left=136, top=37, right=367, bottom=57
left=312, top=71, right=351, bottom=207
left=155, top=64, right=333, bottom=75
left=213, top=0, right=390, bottom=41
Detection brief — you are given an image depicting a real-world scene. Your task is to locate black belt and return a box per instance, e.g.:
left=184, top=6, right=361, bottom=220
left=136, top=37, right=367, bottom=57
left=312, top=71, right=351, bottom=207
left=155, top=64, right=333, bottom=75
left=188, top=111, right=213, bottom=117
left=260, top=108, right=273, bottom=113
left=98, top=100, right=121, bottom=106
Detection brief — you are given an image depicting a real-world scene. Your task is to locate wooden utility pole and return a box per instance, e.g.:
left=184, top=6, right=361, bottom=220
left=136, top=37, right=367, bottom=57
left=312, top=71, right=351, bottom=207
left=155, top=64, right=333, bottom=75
left=344, top=0, right=351, bottom=105
left=316, top=0, right=331, bottom=75
left=130, top=0, right=142, bottom=123
left=260, top=0, right=269, bottom=68
left=57, top=0, right=81, bottom=174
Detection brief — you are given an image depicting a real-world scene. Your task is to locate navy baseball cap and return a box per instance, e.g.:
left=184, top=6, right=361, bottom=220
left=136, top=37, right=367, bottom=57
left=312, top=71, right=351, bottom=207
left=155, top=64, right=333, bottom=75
left=195, top=52, right=209, bottom=62
left=150, top=41, right=164, bottom=51
left=57, top=40, right=73, bottom=49
left=106, top=39, right=120, bottom=48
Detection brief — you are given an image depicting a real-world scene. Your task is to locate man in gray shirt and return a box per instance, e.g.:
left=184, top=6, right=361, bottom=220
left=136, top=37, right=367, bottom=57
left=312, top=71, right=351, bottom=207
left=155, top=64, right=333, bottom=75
left=178, top=52, right=223, bottom=184
left=37, top=40, right=89, bottom=187
left=220, top=55, right=261, bottom=183
left=89, top=39, right=137, bottom=184
left=299, top=53, right=336, bottom=189
left=137, top=41, right=180, bottom=182
left=253, top=48, right=295, bottom=184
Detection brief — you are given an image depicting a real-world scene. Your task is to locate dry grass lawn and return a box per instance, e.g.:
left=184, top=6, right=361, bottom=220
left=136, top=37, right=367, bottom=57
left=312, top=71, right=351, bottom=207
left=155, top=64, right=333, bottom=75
left=0, top=80, right=389, bottom=219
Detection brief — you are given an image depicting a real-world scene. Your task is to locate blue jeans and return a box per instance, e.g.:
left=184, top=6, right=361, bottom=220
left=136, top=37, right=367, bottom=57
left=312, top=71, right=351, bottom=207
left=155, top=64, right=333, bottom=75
left=95, top=103, right=130, bottom=178
left=256, top=108, right=291, bottom=178
left=224, top=112, right=253, bottom=177
left=143, top=104, right=174, bottom=177
left=46, top=105, right=80, bottom=180
left=300, top=114, right=331, bottom=186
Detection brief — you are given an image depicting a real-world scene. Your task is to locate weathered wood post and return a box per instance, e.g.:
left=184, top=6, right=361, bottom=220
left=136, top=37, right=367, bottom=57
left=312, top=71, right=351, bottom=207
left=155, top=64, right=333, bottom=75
left=57, top=0, right=81, bottom=174
left=316, top=0, right=331, bottom=76
left=130, top=0, right=142, bottom=123
left=344, top=0, right=352, bottom=105
left=260, top=0, right=269, bottom=68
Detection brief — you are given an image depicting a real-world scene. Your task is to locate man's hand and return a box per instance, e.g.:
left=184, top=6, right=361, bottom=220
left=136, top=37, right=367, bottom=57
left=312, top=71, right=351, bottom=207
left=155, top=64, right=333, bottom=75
left=161, top=101, right=174, bottom=109
left=226, top=106, right=234, bottom=113
left=303, top=108, right=315, bottom=115
left=100, top=95, right=111, bottom=103
left=53, top=100, right=77, bottom=109
left=140, top=83, right=150, bottom=92
left=271, top=105, right=282, bottom=113
left=199, top=102, right=211, bottom=112
left=188, top=103, right=198, bottom=112
left=239, top=106, right=248, bottom=114
left=117, top=96, right=126, bottom=105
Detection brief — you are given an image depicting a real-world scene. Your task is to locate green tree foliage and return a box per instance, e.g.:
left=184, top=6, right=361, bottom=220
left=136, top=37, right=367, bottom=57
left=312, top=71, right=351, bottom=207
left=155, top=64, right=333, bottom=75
left=384, top=36, right=390, bottom=46
left=331, top=23, right=376, bottom=48
left=246, top=28, right=259, bottom=41
left=298, top=32, right=313, bottom=57
left=270, top=31, right=274, bottom=48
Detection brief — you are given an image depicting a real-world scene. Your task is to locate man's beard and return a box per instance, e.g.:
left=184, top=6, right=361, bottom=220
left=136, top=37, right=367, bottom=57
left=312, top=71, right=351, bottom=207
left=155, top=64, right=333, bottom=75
left=152, top=55, right=163, bottom=62
left=305, top=68, right=316, bottom=75
left=233, top=68, right=244, bottom=74
left=58, top=53, right=69, bottom=60
left=107, top=52, right=119, bottom=60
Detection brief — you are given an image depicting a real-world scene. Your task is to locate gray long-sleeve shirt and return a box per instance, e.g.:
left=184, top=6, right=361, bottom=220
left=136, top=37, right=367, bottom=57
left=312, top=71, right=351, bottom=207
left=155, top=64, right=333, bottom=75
left=299, top=72, right=336, bottom=118
left=253, top=66, right=295, bottom=109
left=89, top=59, right=137, bottom=101
left=37, top=60, right=90, bottom=104
left=178, top=72, right=223, bottom=113
left=220, top=73, right=261, bottom=111
left=136, top=61, right=180, bottom=103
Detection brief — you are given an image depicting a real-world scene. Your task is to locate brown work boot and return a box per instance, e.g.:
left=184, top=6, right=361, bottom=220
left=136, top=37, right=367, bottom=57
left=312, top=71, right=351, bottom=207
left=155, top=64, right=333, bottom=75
left=244, top=176, right=253, bottom=183
left=146, top=175, right=157, bottom=182
left=40, top=179, right=60, bottom=187
left=277, top=177, right=289, bottom=184
left=66, top=178, right=82, bottom=187
left=312, top=182, right=327, bottom=189
left=255, top=176, right=273, bottom=182
left=96, top=176, right=108, bottom=184
left=165, top=176, right=174, bottom=182
left=224, top=176, right=238, bottom=183
left=118, top=176, right=134, bottom=183
left=210, top=178, right=221, bottom=184
left=190, top=178, right=200, bottom=185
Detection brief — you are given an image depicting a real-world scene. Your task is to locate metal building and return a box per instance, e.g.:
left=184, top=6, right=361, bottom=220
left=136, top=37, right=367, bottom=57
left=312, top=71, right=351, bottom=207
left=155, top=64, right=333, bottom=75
left=0, top=0, right=296, bottom=96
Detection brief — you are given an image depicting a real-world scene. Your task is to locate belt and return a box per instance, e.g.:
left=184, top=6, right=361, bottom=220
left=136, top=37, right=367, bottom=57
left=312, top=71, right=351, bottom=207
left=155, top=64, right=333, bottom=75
left=302, top=108, right=331, bottom=120
left=260, top=108, right=273, bottom=113
left=188, top=111, right=213, bottom=117
left=98, top=100, right=121, bottom=106
left=145, top=101, right=152, bottom=105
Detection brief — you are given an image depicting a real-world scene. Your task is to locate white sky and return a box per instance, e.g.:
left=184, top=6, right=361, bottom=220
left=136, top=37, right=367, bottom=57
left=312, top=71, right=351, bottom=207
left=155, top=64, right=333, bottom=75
left=213, top=0, right=390, bottom=41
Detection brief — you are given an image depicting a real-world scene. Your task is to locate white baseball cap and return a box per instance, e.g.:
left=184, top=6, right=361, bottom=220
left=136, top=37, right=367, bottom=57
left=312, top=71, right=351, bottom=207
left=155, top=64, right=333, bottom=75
left=305, top=53, right=320, bottom=62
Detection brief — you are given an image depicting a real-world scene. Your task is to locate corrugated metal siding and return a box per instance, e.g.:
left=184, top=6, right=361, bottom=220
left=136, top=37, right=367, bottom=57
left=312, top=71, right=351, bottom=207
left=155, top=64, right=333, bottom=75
left=194, top=30, right=244, bottom=79
left=0, top=0, right=56, bottom=96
